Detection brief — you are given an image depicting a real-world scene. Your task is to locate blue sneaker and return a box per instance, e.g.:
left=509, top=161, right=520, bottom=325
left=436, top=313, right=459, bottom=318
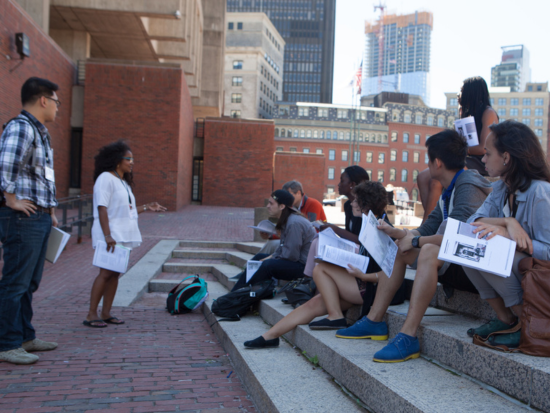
left=335, top=316, right=388, bottom=340
left=373, top=332, right=420, bottom=363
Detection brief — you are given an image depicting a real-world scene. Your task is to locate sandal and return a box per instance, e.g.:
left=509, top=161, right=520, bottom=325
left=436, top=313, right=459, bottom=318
left=83, top=319, right=108, bottom=328
left=102, top=317, right=125, bottom=325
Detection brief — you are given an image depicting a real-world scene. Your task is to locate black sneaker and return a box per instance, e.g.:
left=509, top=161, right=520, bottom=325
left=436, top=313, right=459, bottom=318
left=308, top=317, right=348, bottom=330
left=244, top=336, right=280, bottom=349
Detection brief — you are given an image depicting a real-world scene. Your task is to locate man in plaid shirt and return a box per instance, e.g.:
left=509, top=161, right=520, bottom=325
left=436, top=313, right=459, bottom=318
left=0, top=77, right=60, bottom=365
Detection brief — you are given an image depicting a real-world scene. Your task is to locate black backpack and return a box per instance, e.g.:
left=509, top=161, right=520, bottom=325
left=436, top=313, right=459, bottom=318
left=278, top=277, right=317, bottom=308
left=212, top=279, right=276, bottom=320
left=166, top=276, right=209, bottom=315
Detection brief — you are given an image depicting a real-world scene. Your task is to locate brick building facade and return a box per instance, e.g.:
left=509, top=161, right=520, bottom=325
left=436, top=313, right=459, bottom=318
left=273, top=152, right=325, bottom=202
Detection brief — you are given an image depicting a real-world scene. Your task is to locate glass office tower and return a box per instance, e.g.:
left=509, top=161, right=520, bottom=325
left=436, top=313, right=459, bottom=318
left=227, top=0, right=336, bottom=103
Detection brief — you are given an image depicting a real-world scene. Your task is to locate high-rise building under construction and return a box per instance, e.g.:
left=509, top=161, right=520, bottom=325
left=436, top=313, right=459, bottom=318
left=362, top=11, right=433, bottom=105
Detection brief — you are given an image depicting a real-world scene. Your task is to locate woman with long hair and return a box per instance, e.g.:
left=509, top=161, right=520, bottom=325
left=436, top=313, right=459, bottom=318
left=463, top=121, right=550, bottom=347
left=84, top=141, right=166, bottom=328
left=231, top=189, right=316, bottom=291
left=418, top=76, right=499, bottom=221
left=244, top=181, right=389, bottom=348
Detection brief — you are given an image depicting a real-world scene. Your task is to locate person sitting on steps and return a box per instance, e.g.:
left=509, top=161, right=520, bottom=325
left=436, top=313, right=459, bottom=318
left=243, top=181, right=390, bottom=349
left=335, top=129, right=492, bottom=363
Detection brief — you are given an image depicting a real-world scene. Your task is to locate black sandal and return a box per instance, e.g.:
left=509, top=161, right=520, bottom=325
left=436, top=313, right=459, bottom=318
left=102, top=317, right=125, bottom=325
left=83, top=319, right=108, bottom=328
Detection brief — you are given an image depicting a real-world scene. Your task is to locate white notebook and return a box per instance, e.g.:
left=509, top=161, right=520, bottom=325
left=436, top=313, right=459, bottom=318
left=45, top=227, right=71, bottom=264
left=93, top=240, right=131, bottom=273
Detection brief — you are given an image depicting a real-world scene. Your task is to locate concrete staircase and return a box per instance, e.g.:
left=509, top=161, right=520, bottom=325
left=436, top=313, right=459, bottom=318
left=145, top=241, right=549, bottom=412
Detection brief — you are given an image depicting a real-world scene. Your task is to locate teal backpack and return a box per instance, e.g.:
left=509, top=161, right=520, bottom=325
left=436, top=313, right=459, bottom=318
left=166, top=275, right=209, bottom=314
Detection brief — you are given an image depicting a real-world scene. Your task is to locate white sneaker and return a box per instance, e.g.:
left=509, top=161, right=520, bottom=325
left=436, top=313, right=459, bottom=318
left=0, top=348, right=39, bottom=365
left=22, top=338, right=58, bottom=352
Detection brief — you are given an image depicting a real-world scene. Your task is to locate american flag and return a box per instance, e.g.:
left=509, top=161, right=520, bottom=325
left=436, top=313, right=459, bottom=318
left=354, top=61, right=362, bottom=94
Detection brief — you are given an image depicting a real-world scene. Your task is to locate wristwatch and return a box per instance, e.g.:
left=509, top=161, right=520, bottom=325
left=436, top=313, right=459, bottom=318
left=412, top=236, right=421, bottom=248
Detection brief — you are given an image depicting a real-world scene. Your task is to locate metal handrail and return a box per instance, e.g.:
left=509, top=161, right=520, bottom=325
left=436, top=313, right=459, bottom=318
left=55, top=194, right=93, bottom=243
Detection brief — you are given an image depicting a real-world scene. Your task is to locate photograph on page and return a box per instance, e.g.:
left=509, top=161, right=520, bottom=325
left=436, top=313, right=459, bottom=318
left=358, top=211, right=398, bottom=277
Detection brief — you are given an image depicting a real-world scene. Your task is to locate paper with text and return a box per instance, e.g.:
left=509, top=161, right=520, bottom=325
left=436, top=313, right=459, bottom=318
left=359, top=211, right=398, bottom=277
left=246, top=260, right=262, bottom=283
left=317, top=227, right=359, bottom=257
left=93, top=241, right=131, bottom=273
left=454, top=116, right=479, bottom=147
left=316, top=245, right=369, bottom=273
left=438, top=218, right=516, bottom=278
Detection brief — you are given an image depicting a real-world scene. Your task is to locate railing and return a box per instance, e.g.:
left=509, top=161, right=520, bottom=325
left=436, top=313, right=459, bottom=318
left=55, top=194, right=93, bottom=243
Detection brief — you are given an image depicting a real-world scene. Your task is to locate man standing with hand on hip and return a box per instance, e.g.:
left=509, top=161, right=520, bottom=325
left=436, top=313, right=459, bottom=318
left=0, top=77, right=60, bottom=365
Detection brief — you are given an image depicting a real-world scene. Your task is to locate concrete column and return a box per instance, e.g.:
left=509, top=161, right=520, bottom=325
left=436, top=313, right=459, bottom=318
left=49, top=29, right=90, bottom=63
left=15, top=0, right=50, bottom=34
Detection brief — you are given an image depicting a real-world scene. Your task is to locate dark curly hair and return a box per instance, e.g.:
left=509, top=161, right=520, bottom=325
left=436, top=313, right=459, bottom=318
left=352, top=181, right=388, bottom=217
left=93, top=140, right=134, bottom=185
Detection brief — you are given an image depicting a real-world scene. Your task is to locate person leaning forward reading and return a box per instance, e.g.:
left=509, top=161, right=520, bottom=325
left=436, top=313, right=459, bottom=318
left=231, top=190, right=316, bottom=291
left=335, top=129, right=493, bottom=363
left=0, top=77, right=60, bottom=365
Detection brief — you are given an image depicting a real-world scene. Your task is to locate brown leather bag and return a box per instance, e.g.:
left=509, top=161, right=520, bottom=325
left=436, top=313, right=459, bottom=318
left=517, top=257, right=550, bottom=357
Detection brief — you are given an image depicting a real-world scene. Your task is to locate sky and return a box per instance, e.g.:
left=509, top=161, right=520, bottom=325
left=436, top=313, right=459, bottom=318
left=332, top=0, right=550, bottom=109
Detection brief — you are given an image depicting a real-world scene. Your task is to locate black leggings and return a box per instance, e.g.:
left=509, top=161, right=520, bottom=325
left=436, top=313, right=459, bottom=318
left=231, top=253, right=305, bottom=291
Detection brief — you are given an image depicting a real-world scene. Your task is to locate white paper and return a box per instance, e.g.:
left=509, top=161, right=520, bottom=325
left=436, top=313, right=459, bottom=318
left=317, top=228, right=358, bottom=257
left=246, top=260, right=262, bottom=282
left=358, top=211, right=398, bottom=277
left=93, top=240, right=131, bottom=273
left=45, top=226, right=71, bottom=264
left=454, top=116, right=479, bottom=147
left=438, top=218, right=516, bottom=278
left=317, top=245, right=369, bottom=273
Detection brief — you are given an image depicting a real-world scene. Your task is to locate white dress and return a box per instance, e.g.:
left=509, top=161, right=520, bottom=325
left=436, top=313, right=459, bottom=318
left=91, top=172, right=142, bottom=249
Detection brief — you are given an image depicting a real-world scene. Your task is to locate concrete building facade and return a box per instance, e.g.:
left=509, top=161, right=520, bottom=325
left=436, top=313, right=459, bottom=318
left=446, top=82, right=549, bottom=159
left=224, top=13, right=284, bottom=119
left=491, top=45, right=531, bottom=93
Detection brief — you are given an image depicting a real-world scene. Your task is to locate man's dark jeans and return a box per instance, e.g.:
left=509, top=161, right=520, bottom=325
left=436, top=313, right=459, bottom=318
left=0, top=207, right=51, bottom=351
left=231, top=253, right=305, bottom=291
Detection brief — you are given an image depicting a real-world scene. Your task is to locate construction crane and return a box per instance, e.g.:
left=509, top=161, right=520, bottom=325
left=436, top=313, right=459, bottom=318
left=374, top=2, right=386, bottom=93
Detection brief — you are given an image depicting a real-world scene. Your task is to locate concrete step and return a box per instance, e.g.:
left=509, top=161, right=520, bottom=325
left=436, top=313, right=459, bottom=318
left=202, top=282, right=369, bottom=413
left=172, top=249, right=228, bottom=259
left=386, top=302, right=550, bottom=411
left=235, top=242, right=264, bottom=254
left=161, top=263, right=239, bottom=291
left=178, top=241, right=237, bottom=249
left=257, top=297, right=530, bottom=413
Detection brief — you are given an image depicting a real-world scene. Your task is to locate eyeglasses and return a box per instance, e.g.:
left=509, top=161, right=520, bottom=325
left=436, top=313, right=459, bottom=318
left=44, top=96, right=61, bottom=107
left=122, top=157, right=134, bottom=161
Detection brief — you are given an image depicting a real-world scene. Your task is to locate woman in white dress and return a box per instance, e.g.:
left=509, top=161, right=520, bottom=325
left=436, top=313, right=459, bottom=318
left=84, top=141, right=166, bottom=328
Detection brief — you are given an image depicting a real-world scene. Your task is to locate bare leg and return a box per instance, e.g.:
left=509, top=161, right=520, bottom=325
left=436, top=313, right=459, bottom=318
left=417, top=169, right=443, bottom=222
left=483, top=297, right=517, bottom=324
left=87, top=269, right=118, bottom=321
left=100, top=274, right=121, bottom=320
left=313, top=263, right=364, bottom=320
left=367, top=249, right=419, bottom=322
left=400, top=244, right=443, bottom=337
left=263, top=295, right=354, bottom=340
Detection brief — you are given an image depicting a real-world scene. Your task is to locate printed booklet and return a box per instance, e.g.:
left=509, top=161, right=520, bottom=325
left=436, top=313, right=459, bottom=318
left=438, top=218, right=516, bottom=278
left=45, top=226, right=71, bottom=264
left=93, top=240, right=131, bottom=274
left=454, top=116, right=479, bottom=147
left=358, top=211, right=398, bottom=277
left=315, top=227, right=368, bottom=272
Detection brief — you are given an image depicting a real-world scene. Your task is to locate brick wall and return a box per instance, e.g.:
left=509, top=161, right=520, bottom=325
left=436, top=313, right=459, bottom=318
left=273, top=152, right=325, bottom=202
left=81, top=61, right=194, bottom=211
left=0, top=0, right=76, bottom=198
left=202, top=118, right=274, bottom=207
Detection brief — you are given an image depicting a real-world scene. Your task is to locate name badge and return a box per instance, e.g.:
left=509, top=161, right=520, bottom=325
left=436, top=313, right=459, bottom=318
left=45, top=166, right=55, bottom=182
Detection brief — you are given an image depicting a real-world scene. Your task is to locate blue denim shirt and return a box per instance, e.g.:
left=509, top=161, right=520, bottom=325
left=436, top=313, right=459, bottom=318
left=468, top=179, right=550, bottom=260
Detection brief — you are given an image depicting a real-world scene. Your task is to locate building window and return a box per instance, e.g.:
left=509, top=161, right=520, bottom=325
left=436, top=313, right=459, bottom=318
left=337, top=109, right=348, bottom=118
left=232, top=76, right=242, bottom=87
left=316, top=149, right=323, bottom=154
left=303, top=148, right=310, bottom=153
left=438, top=117, right=444, bottom=127
left=490, top=98, right=494, bottom=106
left=233, top=60, right=243, bottom=70
left=326, top=131, right=332, bottom=140
left=412, top=188, right=419, bottom=201
left=366, top=151, right=373, bottom=163
left=425, top=153, right=429, bottom=164
left=535, top=108, right=543, bottom=116
left=231, top=93, right=242, bottom=103
left=402, top=151, right=409, bottom=162
left=404, top=112, right=411, bottom=123
left=328, top=168, right=335, bottom=180
left=299, top=130, right=305, bottom=138
left=510, top=108, right=518, bottom=116
left=427, top=115, right=434, bottom=126
left=522, top=119, right=531, bottom=126
left=402, top=169, right=408, bottom=182
left=329, top=149, right=335, bottom=160
left=306, top=130, right=312, bottom=138
left=237, top=22, right=243, bottom=30
left=290, top=147, right=297, bottom=152
left=378, top=153, right=385, bottom=164
left=354, top=151, right=360, bottom=162
left=378, top=170, right=384, bottom=182
left=327, top=187, right=335, bottom=194
left=382, top=134, right=388, bottom=143
left=339, top=132, right=344, bottom=140
left=403, top=133, right=409, bottom=143
left=535, top=118, right=543, bottom=127
left=318, top=108, right=328, bottom=117
left=313, top=130, right=318, bottom=138
left=230, top=110, right=241, bottom=118
left=523, top=108, right=531, bottom=116
left=414, top=134, right=420, bottom=144
left=346, top=132, right=351, bottom=140
left=535, top=129, right=543, bottom=137
left=498, top=98, right=507, bottom=106
left=426, top=135, right=431, bottom=142
left=523, top=98, right=532, bottom=106
left=389, top=168, right=396, bottom=181
left=412, top=152, right=419, bottom=163
left=275, top=128, right=279, bottom=137
left=536, top=98, right=544, bottom=106
left=449, top=98, right=457, bottom=106
left=342, top=150, right=348, bottom=161
left=415, top=114, right=422, bottom=124
left=228, top=22, right=234, bottom=30
left=510, top=98, right=519, bottom=105
left=276, top=147, right=283, bottom=152
left=497, top=108, right=506, bottom=117
left=413, top=169, right=419, bottom=182
left=298, top=107, right=309, bottom=116
left=366, top=170, right=372, bottom=180
left=390, top=150, right=396, bottom=161
left=293, top=129, right=299, bottom=138
left=391, top=131, right=398, bottom=142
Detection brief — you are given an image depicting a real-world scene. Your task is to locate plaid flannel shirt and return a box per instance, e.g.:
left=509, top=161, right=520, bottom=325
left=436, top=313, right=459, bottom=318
left=0, top=110, right=57, bottom=208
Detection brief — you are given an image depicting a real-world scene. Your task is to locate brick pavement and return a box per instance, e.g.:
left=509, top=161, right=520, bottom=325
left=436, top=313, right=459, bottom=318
left=0, top=206, right=256, bottom=413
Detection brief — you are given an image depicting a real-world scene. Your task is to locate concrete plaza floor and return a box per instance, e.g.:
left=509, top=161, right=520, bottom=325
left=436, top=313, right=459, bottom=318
left=0, top=206, right=258, bottom=413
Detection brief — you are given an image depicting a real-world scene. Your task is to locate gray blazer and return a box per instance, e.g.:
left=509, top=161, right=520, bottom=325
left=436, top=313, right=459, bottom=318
left=468, top=179, right=550, bottom=261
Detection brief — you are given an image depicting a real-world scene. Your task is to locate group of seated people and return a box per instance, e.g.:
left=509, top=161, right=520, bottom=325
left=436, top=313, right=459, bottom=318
left=235, top=119, right=550, bottom=363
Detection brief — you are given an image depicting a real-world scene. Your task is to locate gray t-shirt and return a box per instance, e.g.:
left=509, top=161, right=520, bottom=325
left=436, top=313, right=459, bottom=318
left=272, top=212, right=316, bottom=265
